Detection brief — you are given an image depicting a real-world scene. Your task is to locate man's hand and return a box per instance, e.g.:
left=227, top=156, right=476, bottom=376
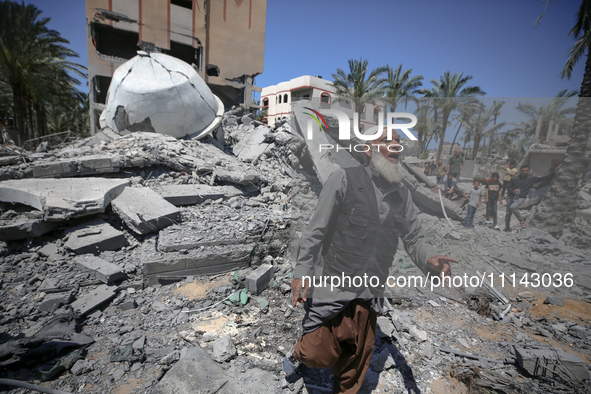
left=426, top=255, right=457, bottom=278
left=291, top=278, right=311, bottom=307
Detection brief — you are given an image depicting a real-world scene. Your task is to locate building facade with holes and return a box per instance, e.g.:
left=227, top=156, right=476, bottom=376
left=86, top=0, right=266, bottom=133
left=261, top=75, right=383, bottom=130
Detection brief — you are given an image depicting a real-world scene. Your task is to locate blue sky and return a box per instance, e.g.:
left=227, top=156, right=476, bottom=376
left=25, top=0, right=585, bottom=98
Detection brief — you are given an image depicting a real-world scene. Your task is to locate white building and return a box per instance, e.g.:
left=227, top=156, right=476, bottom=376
left=261, top=75, right=382, bottom=130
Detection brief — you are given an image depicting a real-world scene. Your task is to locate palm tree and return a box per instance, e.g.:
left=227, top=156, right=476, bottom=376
left=0, top=0, right=86, bottom=145
left=413, top=100, right=436, bottom=157
left=420, top=71, right=485, bottom=161
left=331, top=58, right=387, bottom=130
left=530, top=0, right=591, bottom=238
left=515, top=89, right=577, bottom=142
left=384, top=64, right=423, bottom=112
left=448, top=98, right=483, bottom=155
left=458, top=102, right=505, bottom=160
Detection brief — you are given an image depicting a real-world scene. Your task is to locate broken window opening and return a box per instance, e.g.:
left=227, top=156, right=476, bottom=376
left=206, top=64, right=220, bottom=77
left=320, top=92, right=330, bottom=104
left=164, top=41, right=200, bottom=68
left=278, top=95, right=282, bottom=104
left=93, top=76, right=112, bottom=105
left=262, top=98, right=269, bottom=107
left=171, top=0, right=193, bottom=9
left=92, top=23, right=140, bottom=59
left=283, top=94, right=288, bottom=104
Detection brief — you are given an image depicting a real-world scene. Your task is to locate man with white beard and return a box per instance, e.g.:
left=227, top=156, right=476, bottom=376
left=284, top=129, right=457, bottom=393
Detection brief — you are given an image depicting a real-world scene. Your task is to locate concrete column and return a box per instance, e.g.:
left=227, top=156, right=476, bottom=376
left=534, top=114, right=544, bottom=143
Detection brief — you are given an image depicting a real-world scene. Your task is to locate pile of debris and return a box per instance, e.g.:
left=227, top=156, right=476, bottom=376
left=0, top=105, right=589, bottom=394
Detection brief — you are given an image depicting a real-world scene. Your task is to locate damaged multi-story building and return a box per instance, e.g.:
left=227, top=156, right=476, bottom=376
left=86, top=0, right=266, bottom=133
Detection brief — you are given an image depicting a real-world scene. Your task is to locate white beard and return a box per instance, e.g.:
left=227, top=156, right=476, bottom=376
left=370, top=151, right=404, bottom=185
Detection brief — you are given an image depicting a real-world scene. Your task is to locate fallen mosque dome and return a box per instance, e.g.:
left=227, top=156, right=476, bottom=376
left=100, top=51, right=224, bottom=140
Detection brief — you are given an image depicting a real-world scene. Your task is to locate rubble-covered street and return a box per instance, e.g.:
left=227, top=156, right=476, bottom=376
left=0, top=107, right=590, bottom=394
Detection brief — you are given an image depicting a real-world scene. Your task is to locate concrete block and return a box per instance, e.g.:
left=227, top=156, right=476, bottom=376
left=38, top=291, right=74, bottom=312
left=0, top=178, right=130, bottom=220
left=111, top=187, right=180, bottom=234
left=71, top=284, right=117, bottom=316
left=515, top=347, right=590, bottom=381
left=64, top=219, right=129, bottom=254
left=157, top=185, right=244, bottom=206
left=141, top=239, right=253, bottom=285
left=211, top=169, right=260, bottom=186
left=76, top=154, right=120, bottom=175
left=245, top=263, right=274, bottom=295
left=74, top=254, right=126, bottom=284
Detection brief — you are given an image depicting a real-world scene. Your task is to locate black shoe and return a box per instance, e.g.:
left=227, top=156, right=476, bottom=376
left=503, top=228, right=511, bottom=232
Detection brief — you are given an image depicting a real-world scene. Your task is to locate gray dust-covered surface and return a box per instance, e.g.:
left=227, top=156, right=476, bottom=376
left=0, top=107, right=589, bottom=393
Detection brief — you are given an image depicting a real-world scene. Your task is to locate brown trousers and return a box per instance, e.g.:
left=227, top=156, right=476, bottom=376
left=293, top=301, right=377, bottom=394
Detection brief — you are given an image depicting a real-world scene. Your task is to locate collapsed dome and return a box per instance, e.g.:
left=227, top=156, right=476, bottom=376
left=101, top=52, right=223, bottom=139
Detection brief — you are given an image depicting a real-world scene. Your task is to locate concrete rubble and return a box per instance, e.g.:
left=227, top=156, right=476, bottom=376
left=0, top=106, right=589, bottom=394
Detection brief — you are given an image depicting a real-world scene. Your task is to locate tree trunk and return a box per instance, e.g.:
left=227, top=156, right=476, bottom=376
left=530, top=45, right=591, bottom=239
left=436, top=111, right=450, bottom=161
left=449, top=121, right=462, bottom=155
left=472, top=137, right=481, bottom=160
left=12, top=89, right=26, bottom=146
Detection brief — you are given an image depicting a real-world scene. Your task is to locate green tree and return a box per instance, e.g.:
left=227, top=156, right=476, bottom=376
left=458, top=102, right=505, bottom=160
left=384, top=64, right=423, bottom=112
left=0, top=0, right=86, bottom=145
left=331, top=58, right=387, bottom=129
left=531, top=0, right=591, bottom=239
left=413, top=100, right=436, bottom=158
left=420, top=71, right=485, bottom=161
left=448, top=98, right=483, bottom=155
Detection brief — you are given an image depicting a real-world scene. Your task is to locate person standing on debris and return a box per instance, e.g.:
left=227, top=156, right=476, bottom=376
left=435, top=159, right=448, bottom=185
left=485, top=172, right=502, bottom=229
left=463, top=180, right=483, bottom=228
left=500, top=160, right=518, bottom=201
left=284, top=129, right=457, bottom=393
left=448, top=148, right=464, bottom=182
left=506, top=164, right=560, bottom=230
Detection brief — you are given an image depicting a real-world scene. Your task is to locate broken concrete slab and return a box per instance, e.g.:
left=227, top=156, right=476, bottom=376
left=156, top=184, right=244, bottom=206
left=0, top=178, right=130, bottom=220
left=101, top=52, right=223, bottom=140
left=211, top=335, right=237, bottom=363
left=111, top=187, right=180, bottom=234
left=245, top=263, right=274, bottom=295
left=515, top=347, right=590, bottom=381
left=290, top=101, right=360, bottom=184
left=74, top=255, right=126, bottom=284
left=151, top=344, right=277, bottom=394
left=0, top=212, right=59, bottom=240
left=63, top=219, right=129, bottom=255
left=71, top=284, right=117, bottom=317
left=142, top=238, right=254, bottom=285
left=158, top=222, right=258, bottom=252
left=32, top=154, right=120, bottom=178
left=232, top=125, right=272, bottom=162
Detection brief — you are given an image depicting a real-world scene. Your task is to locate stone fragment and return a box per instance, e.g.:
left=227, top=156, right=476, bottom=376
left=245, top=263, right=274, bottom=295
left=118, top=300, right=138, bottom=311
left=71, top=359, right=93, bottom=376
left=232, top=126, right=272, bottom=162
left=157, top=184, right=244, bottom=206
left=111, top=187, right=180, bottom=234
left=377, top=316, right=395, bottom=338
left=74, top=254, right=126, bottom=284
left=71, top=284, right=117, bottom=316
left=39, top=291, right=75, bottom=312
left=63, top=219, right=129, bottom=254
left=38, top=243, right=59, bottom=258
left=543, top=296, right=565, bottom=307
left=211, top=169, right=260, bottom=186
left=212, top=335, right=237, bottom=363
left=515, top=347, right=589, bottom=381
